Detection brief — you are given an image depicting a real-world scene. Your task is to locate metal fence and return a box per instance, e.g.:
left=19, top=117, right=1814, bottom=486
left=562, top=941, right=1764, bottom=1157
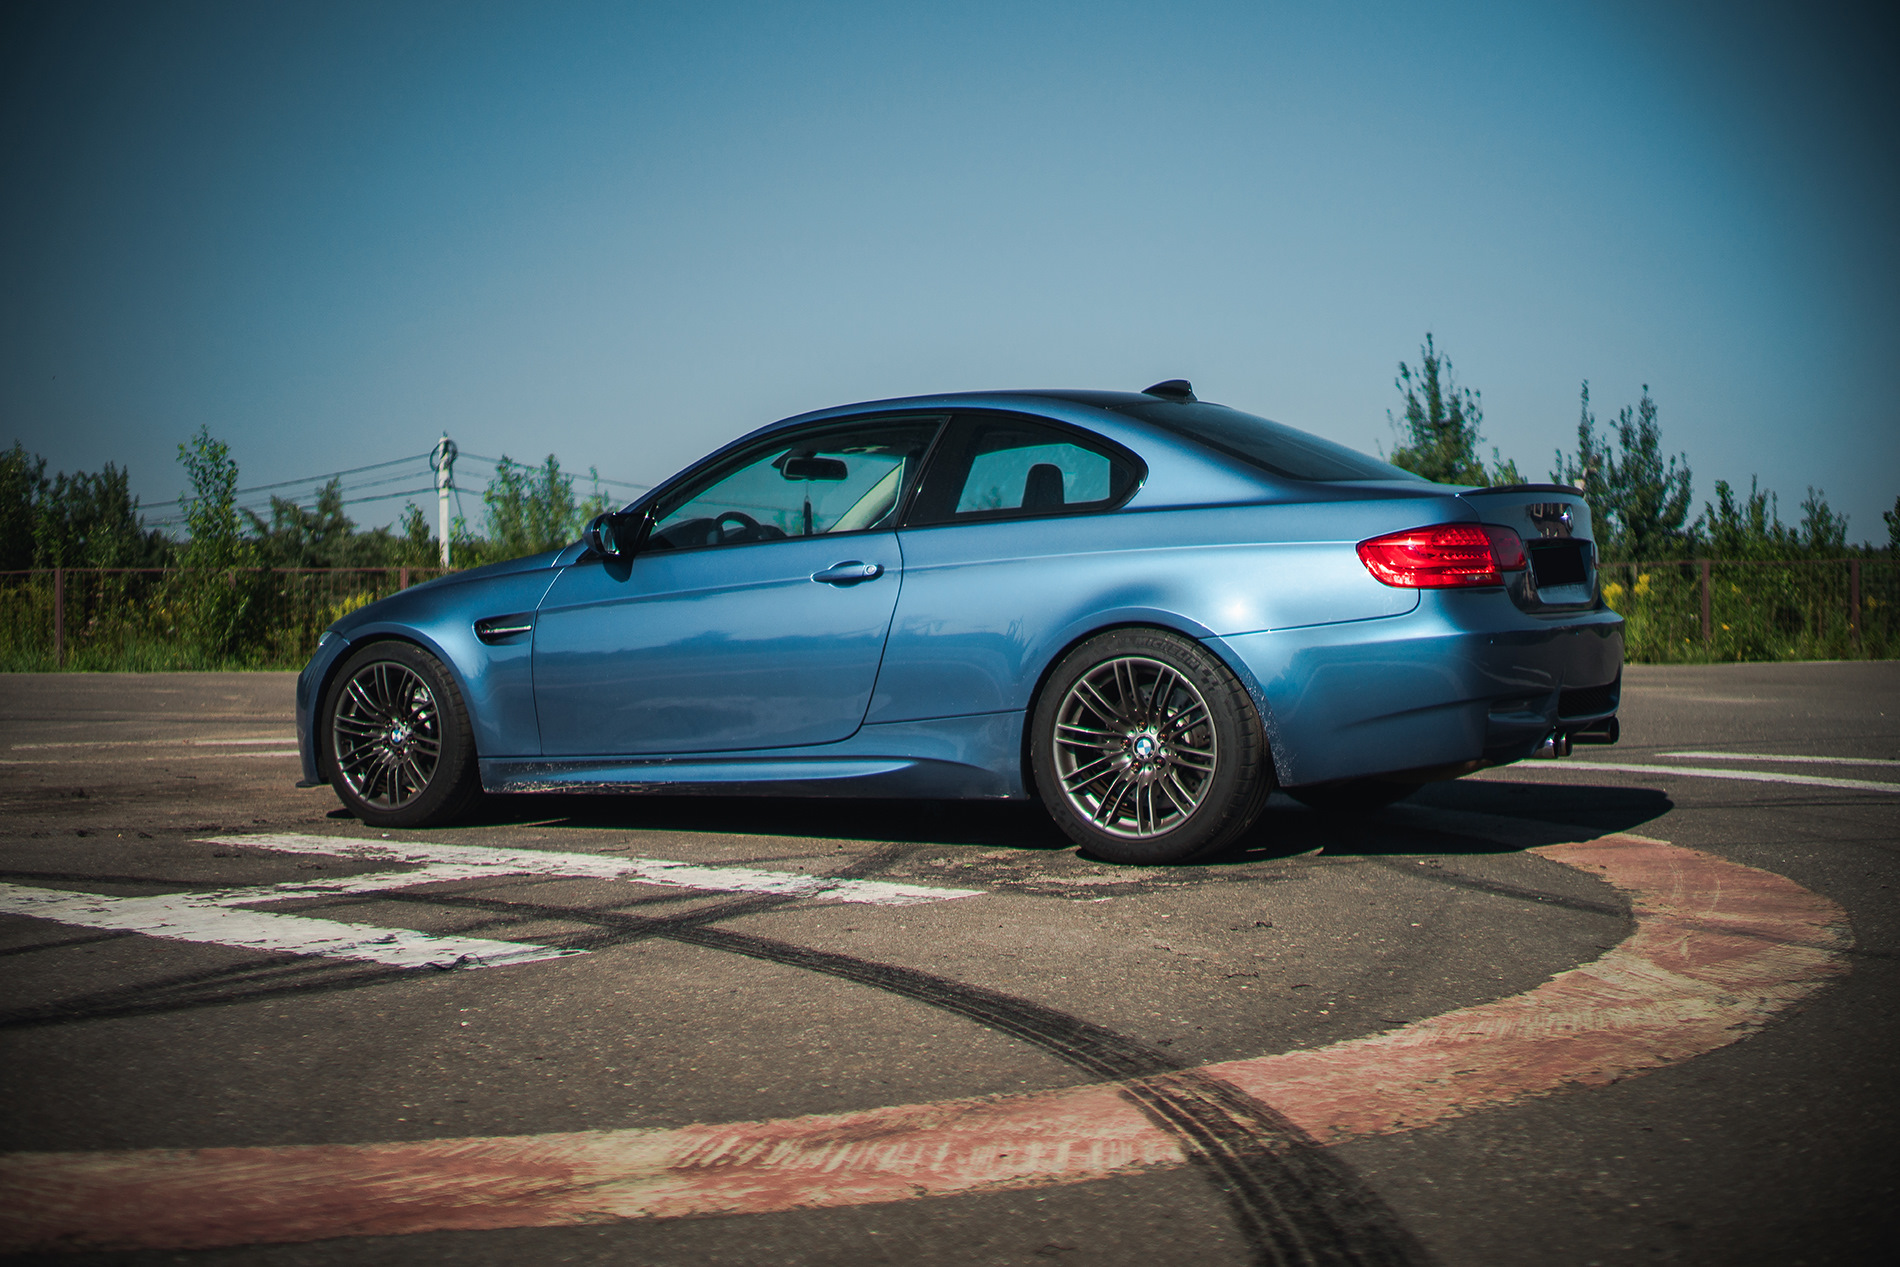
left=1598, top=557, right=1897, bottom=663
left=1, top=567, right=454, bottom=671
left=3, top=559, right=1895, bottom=671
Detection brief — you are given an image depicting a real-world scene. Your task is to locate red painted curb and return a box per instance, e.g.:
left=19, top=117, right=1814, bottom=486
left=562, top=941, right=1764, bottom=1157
left=0, top=832, right=1850, bottom=1252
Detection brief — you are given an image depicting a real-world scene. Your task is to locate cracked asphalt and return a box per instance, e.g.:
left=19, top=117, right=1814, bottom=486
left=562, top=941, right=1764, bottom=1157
left=0, top=662, right=1895, bottom=1265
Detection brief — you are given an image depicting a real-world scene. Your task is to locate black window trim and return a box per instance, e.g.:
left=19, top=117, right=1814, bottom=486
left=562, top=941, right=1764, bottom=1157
left=898, top=409, right=1149, bottom=529
left=639, top=413, right=953, bottom=556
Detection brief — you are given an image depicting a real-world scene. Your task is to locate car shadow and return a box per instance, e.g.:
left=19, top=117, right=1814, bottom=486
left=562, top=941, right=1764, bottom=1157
left=421, top=777, right=1674, bottom=865
left=455, top=792, right=1078, bottom=852
left=1219, top=780, right=1676, bottom=864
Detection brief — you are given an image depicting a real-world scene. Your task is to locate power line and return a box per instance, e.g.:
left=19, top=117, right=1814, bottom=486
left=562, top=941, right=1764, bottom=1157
left=146, top=441, right=651, bottom=531
left=232, top=452, right=432, bottom=496
left=455, top=451, right=652, bottom=492
left=145, top=484, right=442, bottom=527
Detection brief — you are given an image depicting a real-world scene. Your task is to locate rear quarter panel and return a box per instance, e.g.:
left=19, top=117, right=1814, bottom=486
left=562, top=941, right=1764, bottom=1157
left=870, top=497, right=1458, bottom=724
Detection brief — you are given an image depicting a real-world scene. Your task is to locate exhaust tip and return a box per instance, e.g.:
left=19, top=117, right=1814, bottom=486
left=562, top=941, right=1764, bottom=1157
left=1534, top=731, right=1573, bottom=759
left=1568, top=717, right=1620, bottom=746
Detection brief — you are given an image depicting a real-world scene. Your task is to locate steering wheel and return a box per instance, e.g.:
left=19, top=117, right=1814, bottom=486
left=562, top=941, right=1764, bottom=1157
left=715, top=510, right=762, bottom=544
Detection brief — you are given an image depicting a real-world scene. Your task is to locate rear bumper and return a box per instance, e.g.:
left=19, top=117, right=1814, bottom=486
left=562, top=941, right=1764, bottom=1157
left=1214, top=589, right=1624, bottom=787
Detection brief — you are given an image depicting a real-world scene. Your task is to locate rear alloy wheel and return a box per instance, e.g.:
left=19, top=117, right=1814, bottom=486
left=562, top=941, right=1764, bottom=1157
left=1031, top=629, right=1272, bottom=864
left=1285, top=779, right=1421, bottom=812
left=322, top=641, right=480, bottom=828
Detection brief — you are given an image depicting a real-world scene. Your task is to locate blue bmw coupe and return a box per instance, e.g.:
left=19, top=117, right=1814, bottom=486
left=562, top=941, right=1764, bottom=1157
left=297, top=381, right=1622, bottom=863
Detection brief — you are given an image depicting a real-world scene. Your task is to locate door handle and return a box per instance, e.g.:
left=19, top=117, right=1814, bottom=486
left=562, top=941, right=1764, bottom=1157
left=811, top=561, right=884, bottom=585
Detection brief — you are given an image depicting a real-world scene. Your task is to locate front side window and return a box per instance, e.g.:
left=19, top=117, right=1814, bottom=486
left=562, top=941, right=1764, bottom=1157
left=905, top=415, right=1143, bottom=526
left=648, top=418, right=944, bottom=551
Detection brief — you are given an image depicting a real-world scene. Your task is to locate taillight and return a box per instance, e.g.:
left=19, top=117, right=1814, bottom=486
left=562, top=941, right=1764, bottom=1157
left=1356, top=523, right=1528, bottom=588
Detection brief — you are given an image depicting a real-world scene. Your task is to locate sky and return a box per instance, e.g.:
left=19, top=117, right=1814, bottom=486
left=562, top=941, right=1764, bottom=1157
left=3, top=0, right=1895, bottom=542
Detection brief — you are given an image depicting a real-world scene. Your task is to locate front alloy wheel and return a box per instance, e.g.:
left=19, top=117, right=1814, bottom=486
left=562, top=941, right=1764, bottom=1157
left=322, top=642, right=480, bottom=828
left=1032, top=629, right=1272, bottom=864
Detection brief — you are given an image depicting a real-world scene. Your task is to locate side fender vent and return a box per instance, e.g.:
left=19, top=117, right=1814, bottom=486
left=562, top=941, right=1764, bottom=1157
left=475, top=614, right=536, bottom=645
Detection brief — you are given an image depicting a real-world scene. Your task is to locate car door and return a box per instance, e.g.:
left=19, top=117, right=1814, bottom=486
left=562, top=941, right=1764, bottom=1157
left=532, top=417, right=943, bottom=756
left=867, top=412, right=1147, bottom=724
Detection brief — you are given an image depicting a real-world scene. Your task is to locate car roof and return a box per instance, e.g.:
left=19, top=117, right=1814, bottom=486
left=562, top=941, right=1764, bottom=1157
left=779, top=387, right=1162, bottom=421
left=634, top=387, right=1434, bottom=518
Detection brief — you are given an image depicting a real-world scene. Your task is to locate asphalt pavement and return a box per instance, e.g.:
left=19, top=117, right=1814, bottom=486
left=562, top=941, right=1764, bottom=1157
left=0, top=662, right=1895, bottom=1265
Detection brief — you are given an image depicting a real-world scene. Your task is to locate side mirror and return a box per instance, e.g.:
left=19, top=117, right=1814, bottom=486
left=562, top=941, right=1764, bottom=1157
left=583, top=510, right=650, bottom=560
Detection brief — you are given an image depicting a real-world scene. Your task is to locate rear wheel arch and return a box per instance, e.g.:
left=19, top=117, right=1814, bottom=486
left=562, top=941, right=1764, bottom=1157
left=1022, top=623, right=1275, bottom=862
left=1019, top=620, right=1279, bottom=797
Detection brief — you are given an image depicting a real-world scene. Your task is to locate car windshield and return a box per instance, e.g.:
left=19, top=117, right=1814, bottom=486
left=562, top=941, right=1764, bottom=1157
left=1106, top=400, right=1423, bottom=483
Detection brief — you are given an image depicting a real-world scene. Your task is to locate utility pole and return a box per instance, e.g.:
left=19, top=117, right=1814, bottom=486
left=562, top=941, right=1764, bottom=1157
left=431, top=434, right=457, bottom=568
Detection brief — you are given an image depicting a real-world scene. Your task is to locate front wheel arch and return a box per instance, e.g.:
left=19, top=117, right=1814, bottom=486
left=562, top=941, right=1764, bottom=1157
left=318, top=638, right=483, bottom=828
left=312, top=633, right=478, bottom=774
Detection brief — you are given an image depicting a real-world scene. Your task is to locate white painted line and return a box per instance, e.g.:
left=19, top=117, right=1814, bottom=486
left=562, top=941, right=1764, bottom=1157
left=0, top=752, right=301, bottom=765
left=1661, top=750, right=1900, bottom=769
left=0, top=882, right=575, bottom=969
left=1501, top=760, right=1900, bottom=794
left=200, top=834, right=986, bottom=906
left=7, top=738, right=296, bottom=750
left=0, top=830, right=1850, bottom=1253
left=186, top=738, right=300, bottom=747
left=0, top=836, right=982, bottom=975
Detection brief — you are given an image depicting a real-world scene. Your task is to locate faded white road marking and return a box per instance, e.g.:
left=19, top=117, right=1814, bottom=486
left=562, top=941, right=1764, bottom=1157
left=1661, top=750, right=1900, bottom=769
left=1502, top=760, right=1899, bottom=794
left=0, top=883, right=574, bottom=969
left=0, top=836, right=981, bottom=972
left=0, top=752, right=301, bottom=765
left=0, top=829, right=1849, bottom=1254
left=200, top=834, right=986, bottom=906
left=8, top=737, right=296, bottom=750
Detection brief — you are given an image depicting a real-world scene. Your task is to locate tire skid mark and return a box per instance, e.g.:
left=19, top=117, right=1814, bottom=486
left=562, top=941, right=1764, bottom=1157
left=0, top=832, right=1848, bottom=1261
left=1362, top=857, right=1626, bottom=917
left=389, top=891, right=1420, bottom=1263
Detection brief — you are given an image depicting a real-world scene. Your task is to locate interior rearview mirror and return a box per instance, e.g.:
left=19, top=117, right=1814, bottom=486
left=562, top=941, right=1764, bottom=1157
left=780, top=456, right=849, bottom=481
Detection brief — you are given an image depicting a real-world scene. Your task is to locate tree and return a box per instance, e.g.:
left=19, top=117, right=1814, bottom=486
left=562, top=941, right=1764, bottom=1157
left=175, top=427, right=257, bottom=657
left=395, top=503, right=440, bottom=568
left=1885, top=496, right=1900, bottom=553
left=177, top=428, right=248, bottom=571
left=246, top=478, right=355, bottom=568
left=1697, top=476, right=1793, bottom=559
left=479, top=455, right=607, bottom=560
left=1386, top=334, right=1488, bottom=485
left=1552, top=383, right=1611, bottom=528
left=1797, top=487, right=1848, bottom=554
left=1, top=442, right=162, bottom=569
left=1552, top=383, right=1692, bottom=560
left=0, top=443, right=48, bottom=570
left=36, top=463, right=160, bottom=566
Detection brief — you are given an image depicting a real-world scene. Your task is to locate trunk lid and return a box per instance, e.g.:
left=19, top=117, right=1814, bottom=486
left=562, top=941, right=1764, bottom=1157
left=1454, top=484, right=1597, bottom=610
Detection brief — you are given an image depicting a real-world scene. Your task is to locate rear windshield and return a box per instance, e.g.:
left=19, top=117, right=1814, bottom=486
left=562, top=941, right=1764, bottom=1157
left=1106, top=400, right=1422, bottom=483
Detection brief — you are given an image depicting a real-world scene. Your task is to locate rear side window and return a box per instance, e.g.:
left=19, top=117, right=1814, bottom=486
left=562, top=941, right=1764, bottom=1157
left=906, top=415, right=1143, bottom=526
left=1108, top=400, right=1422, bottom=483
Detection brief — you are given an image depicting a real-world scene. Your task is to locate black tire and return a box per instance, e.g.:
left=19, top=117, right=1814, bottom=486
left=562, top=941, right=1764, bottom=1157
left=1030, top=628, right=1272, bottom=864
left=321, top=641, right=481, bottom=829
left=1285, top=779, right=1420, bottom=813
